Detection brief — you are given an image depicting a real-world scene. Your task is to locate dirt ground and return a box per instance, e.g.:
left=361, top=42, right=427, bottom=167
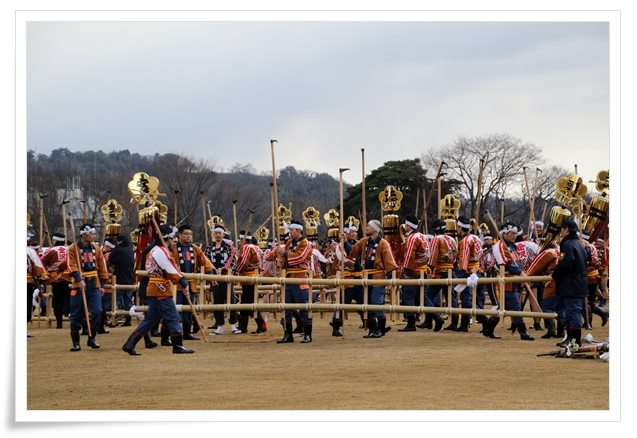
left=26, top=312, right=609, bottom=411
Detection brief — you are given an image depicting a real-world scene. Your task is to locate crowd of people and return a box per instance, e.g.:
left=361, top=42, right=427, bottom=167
left=25, top=213, right=609, bottom=354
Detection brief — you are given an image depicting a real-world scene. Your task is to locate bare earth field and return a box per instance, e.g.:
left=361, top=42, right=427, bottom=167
left=26, top=314, right=609, bottom=411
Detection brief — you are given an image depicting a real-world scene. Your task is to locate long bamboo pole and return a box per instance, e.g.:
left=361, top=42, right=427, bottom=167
left=522, top=167, right=536, bottom=239
left=69, top=218, right=92, bottom=338
left=475, top=158, right=485, bottom=223
left=271, top=140, right=280, bottom=244
left=231, top=200, right=239, bottom=247
left=200, top=191, right=209, bottom=246
left=361, top=148, right=366, bottom=229
left=339, top=168, right=350, bottom=333
left=39, top=195, right=45, bottom=247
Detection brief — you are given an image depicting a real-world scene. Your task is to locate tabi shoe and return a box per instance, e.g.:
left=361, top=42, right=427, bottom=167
left=541, top=320, right=557, bottom=339
left=416, top=313, right=433, bottom=329
left=182, top=323, right=200, bottom=341
left=211, top=325, right=225, bottom=336
left=144, top=334, right=158, bottom=349
left=330, top=317, right=343, bottom=337
left=444, top=315, right=459, bottom=331
left=87, top=336, right=101, bottom=349
left=363, top=318, right=382, bottom=338
left=456, top=315, right=471, bottom=332
left=70, top=331, right=81, bottom=352
left=171, top=335, right=195, bottom=354
left=300, top=323, right=313, bottom=343
left=378, top=317, right=391, bottom=336
left=122, top=332, right=143, bottom=356
left=516, top=322, right=535, bottom=341
left=432, top=313, right=445, bottom=332
left=482, top=317, right=501, bottom=339
left=230, top=324, right=242, bottom=334
left=398, top=315, right=417, bottom=332
left=592, top=305, right=609, bottom=327
left=161, top=327, right=173, bottom=346
left=277, top=322, right=294, bottom=344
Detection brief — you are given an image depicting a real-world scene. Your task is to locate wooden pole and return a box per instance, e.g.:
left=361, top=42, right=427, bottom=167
left=500, top=197, right=505, bottom=224
left=339, top=168, right=350, bottom=332
left=415, top=187, right=420, bottom=217
left=39, top=195, right=45, bottom=247
left=200, top=191, right=209, bottom=246
left=437, top=176, right=443, bottom=219
left=173, top=190, right=179, bottom=226
left=420, top=162, right=446, bottom=232
left=475, top=158, right=485, bottom=223
left=361, top=148, right=367, bottom=229
left=82, top=200, right=88, bottom=224
left=111, top=275, right=118, bottom=327
left=269, top=183, right=277, bottom=244
left=62, top=202, right=69, bottom=245
left=522, top=167, right=534, bottom=238
left=232, top=200, right=238, bottom=248
left=270, top=140, right=280, bottom=244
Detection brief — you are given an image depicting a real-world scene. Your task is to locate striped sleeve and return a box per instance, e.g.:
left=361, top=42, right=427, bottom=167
left=287, top=239, right=313, bottom=266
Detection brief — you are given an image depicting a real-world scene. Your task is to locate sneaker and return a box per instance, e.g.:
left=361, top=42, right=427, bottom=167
left=211, top=326, right=224, bottom=336
left=230, top=325, right=242, bottom=334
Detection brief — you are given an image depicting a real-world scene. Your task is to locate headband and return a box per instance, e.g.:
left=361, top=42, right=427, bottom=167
left=500, top=224, right=518, bottom=233
left=368, top=220, right=381, bottom=233
left=457, top=220, right=470, bottom=229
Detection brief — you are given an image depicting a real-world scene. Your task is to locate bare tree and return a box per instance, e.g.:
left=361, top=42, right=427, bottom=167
left=421, top=133, right=544, bottom=221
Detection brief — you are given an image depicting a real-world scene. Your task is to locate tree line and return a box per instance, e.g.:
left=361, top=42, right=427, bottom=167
left=27, top=133, right=581, bottom=245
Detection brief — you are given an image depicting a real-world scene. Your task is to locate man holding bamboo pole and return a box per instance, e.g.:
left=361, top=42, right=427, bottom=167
left=122, top=223, right=195, bottom=355
left=482, top=222, right=534, bottom=341
left=421, top=218, right=456, bottom=332
left=67, top=224, right=109, bottom=351
left=171, top=224, right=214, bottom=340
left=234, top=229, right=263, bottom=333
left=398, top=215, right=432, bottom=332
left=455, top=217, right=483, bottom=332
left=348, top=220, right=397, bottom=338
left=276, top=219, right=314, bottom=344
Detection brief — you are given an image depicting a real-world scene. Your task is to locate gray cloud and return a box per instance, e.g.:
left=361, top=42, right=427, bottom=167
left=27, top=21, right=609, bottom=184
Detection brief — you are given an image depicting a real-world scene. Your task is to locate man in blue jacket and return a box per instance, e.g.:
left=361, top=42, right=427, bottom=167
left=552, top=219, right=588, bottom=347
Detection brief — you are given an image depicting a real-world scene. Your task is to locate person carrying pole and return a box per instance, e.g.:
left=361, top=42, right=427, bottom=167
left=67, top=223, right=109, bottom=351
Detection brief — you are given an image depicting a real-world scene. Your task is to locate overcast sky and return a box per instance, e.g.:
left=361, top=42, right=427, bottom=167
left=26, top=20, right=610, bottom=185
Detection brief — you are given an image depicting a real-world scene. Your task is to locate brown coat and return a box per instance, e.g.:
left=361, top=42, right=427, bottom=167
left=349, top=236, right=397, bottom=280
left=67, top=241, right=109, bottom=288
left=171, top=243, right=213, bottom=291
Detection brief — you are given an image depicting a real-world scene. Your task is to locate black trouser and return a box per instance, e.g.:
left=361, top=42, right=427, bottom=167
left=27, top=283, right=36, bottom=322
left=239, top=283, right=255, bottom=318
left=212, top=282, right=238, bottom=325
left=51, top=281, right=71, bottom=324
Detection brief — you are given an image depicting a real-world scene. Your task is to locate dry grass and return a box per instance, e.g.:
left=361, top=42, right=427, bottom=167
left=26, top=313, right=609, bottom=410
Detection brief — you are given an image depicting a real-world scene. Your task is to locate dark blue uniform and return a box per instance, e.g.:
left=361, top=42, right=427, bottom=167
left=552, top=231, right=588, bottom=330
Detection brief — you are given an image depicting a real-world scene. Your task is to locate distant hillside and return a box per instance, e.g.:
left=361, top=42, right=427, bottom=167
left=26, top=148, right=342, bottom=243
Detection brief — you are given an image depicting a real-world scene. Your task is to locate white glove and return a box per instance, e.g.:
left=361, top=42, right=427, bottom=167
left=466, top=273, right=479, bottom=289
left=32, top=288, right=41, bottom=306
left=129, top=305, right=145, bottom=321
